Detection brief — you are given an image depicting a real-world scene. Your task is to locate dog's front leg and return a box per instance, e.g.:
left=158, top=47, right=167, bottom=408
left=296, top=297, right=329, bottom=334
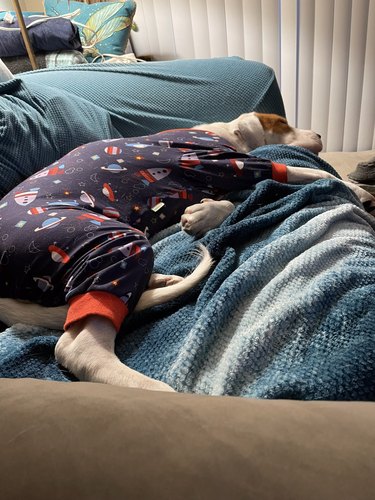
left=55, top=316, right=174, bottom=391
left=286, top=166, right=375, bottom=208
left=181, top=199, right=235, bottom=236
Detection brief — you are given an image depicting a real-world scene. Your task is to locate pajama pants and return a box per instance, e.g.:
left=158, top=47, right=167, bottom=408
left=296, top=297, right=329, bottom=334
left=0, top=129, right=287, bottom=330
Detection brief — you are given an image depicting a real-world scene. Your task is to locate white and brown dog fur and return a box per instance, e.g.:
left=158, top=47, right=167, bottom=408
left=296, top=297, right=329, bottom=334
left=0, top=112, right=373, bottom=392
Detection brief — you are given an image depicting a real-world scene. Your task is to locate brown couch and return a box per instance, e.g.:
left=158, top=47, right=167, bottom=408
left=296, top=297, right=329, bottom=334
left=1, top=378, right=375, bottom=500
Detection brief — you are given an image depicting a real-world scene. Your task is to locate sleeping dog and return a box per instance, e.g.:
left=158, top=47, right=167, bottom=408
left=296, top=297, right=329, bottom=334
left=193, top=111, right=323, bottom=154
left=0, top=112, right=373, bottom=392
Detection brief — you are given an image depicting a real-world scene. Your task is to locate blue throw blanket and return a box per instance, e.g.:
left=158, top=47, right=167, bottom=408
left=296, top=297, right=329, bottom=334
left=1, top=146, right=375, bottom=400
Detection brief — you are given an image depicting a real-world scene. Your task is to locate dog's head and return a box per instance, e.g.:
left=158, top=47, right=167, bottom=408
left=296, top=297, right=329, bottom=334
left=194, top=112, right=323, bottom=154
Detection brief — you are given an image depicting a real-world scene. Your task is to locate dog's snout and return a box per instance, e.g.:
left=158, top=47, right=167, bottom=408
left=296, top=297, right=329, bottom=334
left=316, top=133, right=321, bottom=139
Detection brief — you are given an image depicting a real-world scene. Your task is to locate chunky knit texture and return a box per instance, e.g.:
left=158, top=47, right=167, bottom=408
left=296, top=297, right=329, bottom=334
left=1, top=146, right=375, bottom=400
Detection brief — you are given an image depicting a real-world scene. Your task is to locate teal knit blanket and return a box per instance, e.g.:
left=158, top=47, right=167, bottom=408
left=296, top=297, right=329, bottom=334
left=1, top=146, right=375, bottom=400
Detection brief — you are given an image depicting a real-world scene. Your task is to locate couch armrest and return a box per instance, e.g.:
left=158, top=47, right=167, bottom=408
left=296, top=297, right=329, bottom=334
left=1, top=378, right=374, bottom=500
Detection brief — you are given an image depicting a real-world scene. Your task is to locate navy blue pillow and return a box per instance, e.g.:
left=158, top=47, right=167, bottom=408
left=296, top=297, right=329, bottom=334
left=0, top=17, right=82, bottom=57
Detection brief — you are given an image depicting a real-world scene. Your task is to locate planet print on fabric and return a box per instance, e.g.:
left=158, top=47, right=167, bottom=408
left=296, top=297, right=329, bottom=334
left=80, top=191, right=96, bottom=206
left=47, top=200, right=79, bottom=207
left=125, top=143, right=150, bottom=148
left=34, top=217, right=66, bottom=232
left=101, top=163, right=127, bottom=173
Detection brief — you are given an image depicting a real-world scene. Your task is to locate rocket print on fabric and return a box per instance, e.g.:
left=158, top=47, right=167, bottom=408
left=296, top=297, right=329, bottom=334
left=114, top=243, right=143, bottom=258
left=48, top=245, right=70, bottom=264
left=102, top=183, right=116, bottom=201
left=30, top=164, right=65, bottom=179
left=76, top=213, right=110, bottom=226
left=230, top=159, right=245, bottom=175
left=179, top=153, right=201, bottom=168
left=121, top=291, right=132, bottom=306
left=147, top=197, right=164, bottom=210
left=27, top=206, right=48, bottom=215
left=147, top=189, right=193, bottom=209
left=104, top=146, right=122, bottom=155
left=135, top=168, right=171, bottom=186
left=14, top=188, right=40, bottom=206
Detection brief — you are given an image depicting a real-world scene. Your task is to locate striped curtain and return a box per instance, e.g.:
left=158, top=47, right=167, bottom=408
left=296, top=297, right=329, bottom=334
left=131, top=0, right=375, bottom=152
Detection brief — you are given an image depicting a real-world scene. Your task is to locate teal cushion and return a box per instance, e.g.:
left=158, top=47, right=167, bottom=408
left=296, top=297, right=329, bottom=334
left=44, top=0, right=136, bottom=61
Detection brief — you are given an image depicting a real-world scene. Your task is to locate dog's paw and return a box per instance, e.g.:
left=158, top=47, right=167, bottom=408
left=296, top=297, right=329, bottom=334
left=97, top=367, right=176, bottom=392
left=55, top=330, right=176, bottom=392
left=342, top=180, right=375, bottom=206
left=181, top=199, right=235, bottom=236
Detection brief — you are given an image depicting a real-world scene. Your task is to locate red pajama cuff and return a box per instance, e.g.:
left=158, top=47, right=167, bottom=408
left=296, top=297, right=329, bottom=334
left=65, top=291, right=128, bottom=331
left=271, top=162, right=288, bottom=183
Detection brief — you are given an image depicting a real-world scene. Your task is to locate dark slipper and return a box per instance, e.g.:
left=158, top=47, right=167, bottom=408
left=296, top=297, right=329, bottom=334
left=348, top=157, right=375, bottom=184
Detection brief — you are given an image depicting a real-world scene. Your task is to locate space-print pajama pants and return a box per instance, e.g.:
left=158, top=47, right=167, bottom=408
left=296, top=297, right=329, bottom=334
left=0, top=129, right=287, bottom=331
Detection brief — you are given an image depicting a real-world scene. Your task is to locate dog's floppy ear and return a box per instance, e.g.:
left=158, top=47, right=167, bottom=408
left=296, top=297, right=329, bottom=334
left=233, top=112, right=266, bottom=152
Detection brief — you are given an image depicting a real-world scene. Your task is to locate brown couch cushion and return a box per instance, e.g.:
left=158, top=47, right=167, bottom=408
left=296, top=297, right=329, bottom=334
left=1, top=378, right=374, bottom=499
